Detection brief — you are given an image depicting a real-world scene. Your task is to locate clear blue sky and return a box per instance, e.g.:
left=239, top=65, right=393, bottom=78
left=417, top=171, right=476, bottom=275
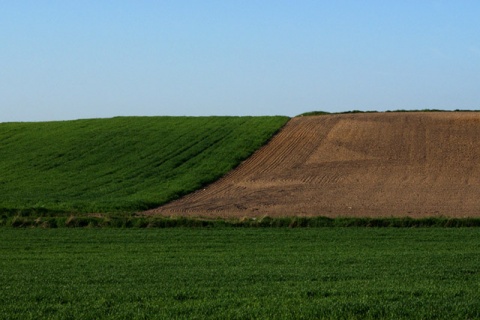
left=1, top=1, right=480, bottom=122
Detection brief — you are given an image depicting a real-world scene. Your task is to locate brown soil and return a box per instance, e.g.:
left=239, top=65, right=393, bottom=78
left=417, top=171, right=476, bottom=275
left=144, top=112, right=480, bottom=218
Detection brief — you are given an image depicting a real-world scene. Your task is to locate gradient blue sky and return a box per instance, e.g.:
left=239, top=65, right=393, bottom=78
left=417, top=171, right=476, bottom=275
left=1, top=1, right=480, bottom=122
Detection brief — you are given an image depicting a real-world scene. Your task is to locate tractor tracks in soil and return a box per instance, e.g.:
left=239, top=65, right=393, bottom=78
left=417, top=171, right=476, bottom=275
left=144, top=112, right=480, bottom=218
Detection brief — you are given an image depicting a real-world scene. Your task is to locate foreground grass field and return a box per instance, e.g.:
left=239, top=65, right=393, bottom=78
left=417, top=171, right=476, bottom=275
left=1, top=228, right=480, bottom=319
left=0, top=116, right=288, bottom=214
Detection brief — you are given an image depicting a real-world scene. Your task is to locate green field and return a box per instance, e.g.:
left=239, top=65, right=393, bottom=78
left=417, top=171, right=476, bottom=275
left=0, top=116, right=288, bottom=214
left=2, top=114, right=479, bottom=319
left=1, top=228, right=479, bottom=319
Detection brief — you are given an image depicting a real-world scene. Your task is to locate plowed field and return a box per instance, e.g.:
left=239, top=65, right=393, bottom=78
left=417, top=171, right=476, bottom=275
left=145, top=112, right=480, bottom=218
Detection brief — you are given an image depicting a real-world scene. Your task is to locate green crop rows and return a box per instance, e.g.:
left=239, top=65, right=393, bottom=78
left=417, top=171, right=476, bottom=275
left=1, top=228, right=479, bottom=319
left=0, top=116, right=288, bottom=214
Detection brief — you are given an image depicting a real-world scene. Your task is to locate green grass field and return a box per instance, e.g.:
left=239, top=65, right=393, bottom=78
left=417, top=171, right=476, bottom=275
left=1, top=228, right=479, bottom=319
left=3, top=113, right=479, bottom=319
left=0, top=116, right=288, bottom=214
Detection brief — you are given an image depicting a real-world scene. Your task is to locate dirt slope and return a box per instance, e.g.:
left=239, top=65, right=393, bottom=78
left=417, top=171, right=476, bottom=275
left=145, top=112, right=480, bottom=218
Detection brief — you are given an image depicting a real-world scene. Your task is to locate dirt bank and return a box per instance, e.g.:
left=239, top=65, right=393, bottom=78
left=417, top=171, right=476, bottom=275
left=144, top=112, right=480, bottom=218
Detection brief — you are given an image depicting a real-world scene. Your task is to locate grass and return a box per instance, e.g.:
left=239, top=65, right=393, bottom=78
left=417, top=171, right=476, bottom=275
left=1, top=228, right=480, bottom=319
left=0, top=116, right=288, bottom=214
left=298, top=110, right=378, bottom=116
left=299, top=109, right=480, bottom=116
left=4, top=215, right=480, bottom=228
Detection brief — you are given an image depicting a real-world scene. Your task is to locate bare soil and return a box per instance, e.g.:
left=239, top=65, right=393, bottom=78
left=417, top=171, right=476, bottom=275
left=144, top=112, right=480, bottom=218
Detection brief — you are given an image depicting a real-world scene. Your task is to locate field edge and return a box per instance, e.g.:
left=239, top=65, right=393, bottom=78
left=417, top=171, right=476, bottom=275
left=3, top=214, right=480, bottom=228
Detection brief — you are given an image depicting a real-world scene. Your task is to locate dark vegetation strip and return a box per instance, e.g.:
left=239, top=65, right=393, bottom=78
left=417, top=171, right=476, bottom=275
left=0, top=116, right=288, bottom=214
left=299, top=109, right=480, bottom=116
left=3, top=214, right=480, bottom=228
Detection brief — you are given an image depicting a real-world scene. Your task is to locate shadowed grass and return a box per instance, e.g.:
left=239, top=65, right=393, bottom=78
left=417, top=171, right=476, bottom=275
left=3, top=215, right=480, bottom=228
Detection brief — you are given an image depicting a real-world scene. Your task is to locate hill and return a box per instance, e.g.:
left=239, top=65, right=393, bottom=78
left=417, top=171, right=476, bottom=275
left=0, top=116, right=288, bottom=214
left=147, top=112, right=480, bottom=218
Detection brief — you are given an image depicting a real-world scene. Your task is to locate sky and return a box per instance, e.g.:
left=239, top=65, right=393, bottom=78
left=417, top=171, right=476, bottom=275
left=1, top=1, right=480, bottom=122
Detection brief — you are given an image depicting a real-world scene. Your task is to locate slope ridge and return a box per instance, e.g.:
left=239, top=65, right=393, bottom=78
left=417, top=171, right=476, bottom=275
left=146, top=112, right=480, bottom=218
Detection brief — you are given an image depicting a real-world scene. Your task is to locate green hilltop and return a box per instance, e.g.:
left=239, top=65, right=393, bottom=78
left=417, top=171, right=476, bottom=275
left=0, top=116, right=289, bottom=214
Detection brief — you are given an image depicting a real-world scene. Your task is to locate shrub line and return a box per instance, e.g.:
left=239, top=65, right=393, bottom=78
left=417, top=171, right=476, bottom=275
left=3, top=215, right=480, bottom=228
